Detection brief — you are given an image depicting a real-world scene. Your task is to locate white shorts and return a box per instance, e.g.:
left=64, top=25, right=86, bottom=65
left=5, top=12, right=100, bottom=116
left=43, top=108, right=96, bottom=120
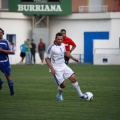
left=53, top=65, right=74, bottom=86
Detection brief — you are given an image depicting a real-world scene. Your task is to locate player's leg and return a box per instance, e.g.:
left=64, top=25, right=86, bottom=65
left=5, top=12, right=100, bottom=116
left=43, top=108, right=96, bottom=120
left=0, top=66, right=3, bottom=90
left=20, top=53, right=22, bottom=63
left=69, top=74, right=88, bottom=99
left=22, top=56, right=25, bottom=63
left=0, top=78, right=3, bottom=90
left=41, top=52, right=44, bottom=64
left=58, top=81, right=65, bottom=95
left=41, top=52, right=43, bottom=64
left=31, top=52, right=33, bottom=63
left=23, top=53, right=26, bottom=63
left=64, top=66, right=87, bottom=99
left=29, top=52, right=32, bottom=64
left=5, top=65, right=14, bottom=95
left=64, top=56, right=69, bottom=64
left=0, top=64, right=14, bottom=95
left=56, top=82, right=65, bottom=101
left=53, top=72, right=65, bottom=101
left=33, top=52, right=36, bottom=64
left=25, top=52, right=29, bottom=64
left=6, top=75, right=14, bottom=95
left=21, top=53, right=25, bottom=63
left=40, top=52, right=43, bottom=64
left=69, top=74, right=84, bottom=97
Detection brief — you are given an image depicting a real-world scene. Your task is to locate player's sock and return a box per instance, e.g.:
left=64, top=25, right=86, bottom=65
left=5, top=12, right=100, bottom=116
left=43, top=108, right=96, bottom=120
left=0, top=78, right=3, bottom=90
left=58, top=86, right=63, bottom=95
left=8, top=80, right=14, bottom=95
left=72, top=82, right=83, bottom=97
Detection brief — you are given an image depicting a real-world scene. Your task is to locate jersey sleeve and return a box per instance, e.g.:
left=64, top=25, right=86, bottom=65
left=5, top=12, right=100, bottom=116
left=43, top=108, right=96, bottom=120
left=45, top=44, right=53, bottom=58
left=6, top=40, right=11, bottom=51
left=69, top=38, right=76, bottom=47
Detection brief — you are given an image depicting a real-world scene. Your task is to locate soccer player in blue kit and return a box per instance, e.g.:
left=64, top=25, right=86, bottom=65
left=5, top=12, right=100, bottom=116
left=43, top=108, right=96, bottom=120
left=0, top=28, right=14, bottom=95
left=45, top=32, right=88, bottom=101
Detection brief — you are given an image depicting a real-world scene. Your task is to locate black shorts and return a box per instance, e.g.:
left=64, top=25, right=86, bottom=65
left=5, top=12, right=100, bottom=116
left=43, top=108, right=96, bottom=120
left=20, top=52, right=26, bottom=57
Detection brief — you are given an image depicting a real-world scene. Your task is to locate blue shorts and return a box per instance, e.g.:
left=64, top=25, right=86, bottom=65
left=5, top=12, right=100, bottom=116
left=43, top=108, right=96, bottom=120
left=0, top=63, right=11, bottom=76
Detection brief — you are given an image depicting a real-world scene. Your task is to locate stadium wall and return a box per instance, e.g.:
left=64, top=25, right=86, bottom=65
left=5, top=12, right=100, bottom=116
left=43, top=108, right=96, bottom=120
left=0, top=12, right=120, bottom=64
left=49, top=12, right=120, bottom=65
left=0, top=12, right=32, bottom=64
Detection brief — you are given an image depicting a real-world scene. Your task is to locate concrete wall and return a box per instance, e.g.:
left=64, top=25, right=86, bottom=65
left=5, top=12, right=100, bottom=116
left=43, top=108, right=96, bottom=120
left=49, top=13, right=120, bottom=65
left=49, top=13, right=111, bottom=54
left=93, top=13, right=120, bottom=65
left=0, top=12, right=120, bottom=65
left=0, top=12, right=32, bottom=64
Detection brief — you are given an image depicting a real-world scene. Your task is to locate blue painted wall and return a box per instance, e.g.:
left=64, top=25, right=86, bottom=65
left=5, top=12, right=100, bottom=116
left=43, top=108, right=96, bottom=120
left=84, top=32, right=109, bottom=64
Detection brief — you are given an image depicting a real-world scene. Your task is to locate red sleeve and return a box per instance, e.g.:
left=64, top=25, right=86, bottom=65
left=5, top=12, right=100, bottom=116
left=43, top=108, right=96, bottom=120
left=69, top=38, right=76, bottom=47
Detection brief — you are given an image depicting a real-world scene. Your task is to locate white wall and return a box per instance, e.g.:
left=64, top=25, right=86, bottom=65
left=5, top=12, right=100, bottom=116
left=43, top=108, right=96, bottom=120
left=0, top=12, right=120, bottom=64
left=49, top=13, right=120, bottom=64
left=50, top=19, right=110, bottom=54
left=0, top=12, right=33, bottom=64
left=49, top=13, right=111, bottom=55
left=110, top=17, right=120, bottom=48
left=93, top=14, right=120, bottom=65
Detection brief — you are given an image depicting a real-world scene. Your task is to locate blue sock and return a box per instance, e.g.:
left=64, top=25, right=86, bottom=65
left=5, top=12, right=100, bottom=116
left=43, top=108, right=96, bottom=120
left=0, top=78, right=3, bottom=90
left=8, top=80, right=14, bottom=95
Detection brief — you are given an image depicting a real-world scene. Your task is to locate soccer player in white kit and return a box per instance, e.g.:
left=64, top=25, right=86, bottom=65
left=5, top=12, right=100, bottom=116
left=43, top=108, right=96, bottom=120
left=45, top=32, right=87, bottom=101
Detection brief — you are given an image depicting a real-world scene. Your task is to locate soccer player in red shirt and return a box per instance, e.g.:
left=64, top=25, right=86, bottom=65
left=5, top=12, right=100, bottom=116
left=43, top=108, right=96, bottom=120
left=60, top=29, right=76, bottom=64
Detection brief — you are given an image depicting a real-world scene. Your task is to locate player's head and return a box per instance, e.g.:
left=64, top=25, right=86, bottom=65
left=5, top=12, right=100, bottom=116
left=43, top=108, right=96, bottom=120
left=0, top=28, right=4, bottom=39
left=40, top=38, right=42, bottom=42
left=60, top=29, right=66, bottom=38
left=55, top=32, right=63, bottom=46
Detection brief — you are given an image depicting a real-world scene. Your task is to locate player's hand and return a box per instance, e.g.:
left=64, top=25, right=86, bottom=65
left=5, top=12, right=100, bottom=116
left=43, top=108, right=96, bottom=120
left=51, top=68, right=56, bottom=74
left=73, top=58, right=79, bottom=63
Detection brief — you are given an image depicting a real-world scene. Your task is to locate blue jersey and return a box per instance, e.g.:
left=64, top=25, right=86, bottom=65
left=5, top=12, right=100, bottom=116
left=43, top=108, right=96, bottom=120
left=0, top=39, right=11, bottom=76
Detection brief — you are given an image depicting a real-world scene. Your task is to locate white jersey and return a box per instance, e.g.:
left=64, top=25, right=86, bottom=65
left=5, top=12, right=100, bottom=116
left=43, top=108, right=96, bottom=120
left=45, top=43, right=66, bottom=71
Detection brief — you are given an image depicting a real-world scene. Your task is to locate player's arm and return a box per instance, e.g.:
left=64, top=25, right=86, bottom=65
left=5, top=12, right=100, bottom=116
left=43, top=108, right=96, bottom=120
left=26, top=45, right=32, bottom=49
left=70, top=39, right=76, bottom=53
left=29, top=45, right=32, bottom=49
left=70, top=46, right=76, bottom=53
left=0, top=48, right=14, bottom=54
left=65, top=52, right=79, bottom=63
left=45, top=58, right=56, bottom=74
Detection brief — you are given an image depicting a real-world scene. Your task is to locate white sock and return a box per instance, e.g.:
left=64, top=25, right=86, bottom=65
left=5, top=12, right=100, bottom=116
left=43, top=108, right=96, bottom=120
left=58, top=86, right=63, bottom=96
left=72, top=82, right=83, bottom=97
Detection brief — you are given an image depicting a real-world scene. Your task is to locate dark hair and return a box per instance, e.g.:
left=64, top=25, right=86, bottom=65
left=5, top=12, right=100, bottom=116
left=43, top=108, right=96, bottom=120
left=0, top=28, right=4, bottom=35
left=60, top=29, right=66, bottom=33
left=55, top=32, right=62, bottom=39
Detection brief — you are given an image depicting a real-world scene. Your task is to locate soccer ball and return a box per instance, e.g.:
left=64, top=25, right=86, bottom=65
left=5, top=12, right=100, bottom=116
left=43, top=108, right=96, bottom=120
left=85, top=92, right=93, bottom=101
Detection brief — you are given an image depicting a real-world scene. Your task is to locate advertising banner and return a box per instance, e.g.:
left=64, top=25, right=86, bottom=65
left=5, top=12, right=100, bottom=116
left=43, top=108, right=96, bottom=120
left=9, top=0, right=72, bottom=15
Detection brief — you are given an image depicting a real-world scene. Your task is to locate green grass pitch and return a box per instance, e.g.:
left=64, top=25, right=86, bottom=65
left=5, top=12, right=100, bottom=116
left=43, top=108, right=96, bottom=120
left=0, top=64, right=120, bottom=120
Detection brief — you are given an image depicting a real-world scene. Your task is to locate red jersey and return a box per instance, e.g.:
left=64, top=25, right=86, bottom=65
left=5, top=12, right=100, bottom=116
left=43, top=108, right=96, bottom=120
left=62, top=36, right=76, bottom=51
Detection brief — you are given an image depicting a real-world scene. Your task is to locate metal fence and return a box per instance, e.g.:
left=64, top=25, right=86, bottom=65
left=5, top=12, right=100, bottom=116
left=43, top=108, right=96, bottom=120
left=79, top=6, right=108, bottom=13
